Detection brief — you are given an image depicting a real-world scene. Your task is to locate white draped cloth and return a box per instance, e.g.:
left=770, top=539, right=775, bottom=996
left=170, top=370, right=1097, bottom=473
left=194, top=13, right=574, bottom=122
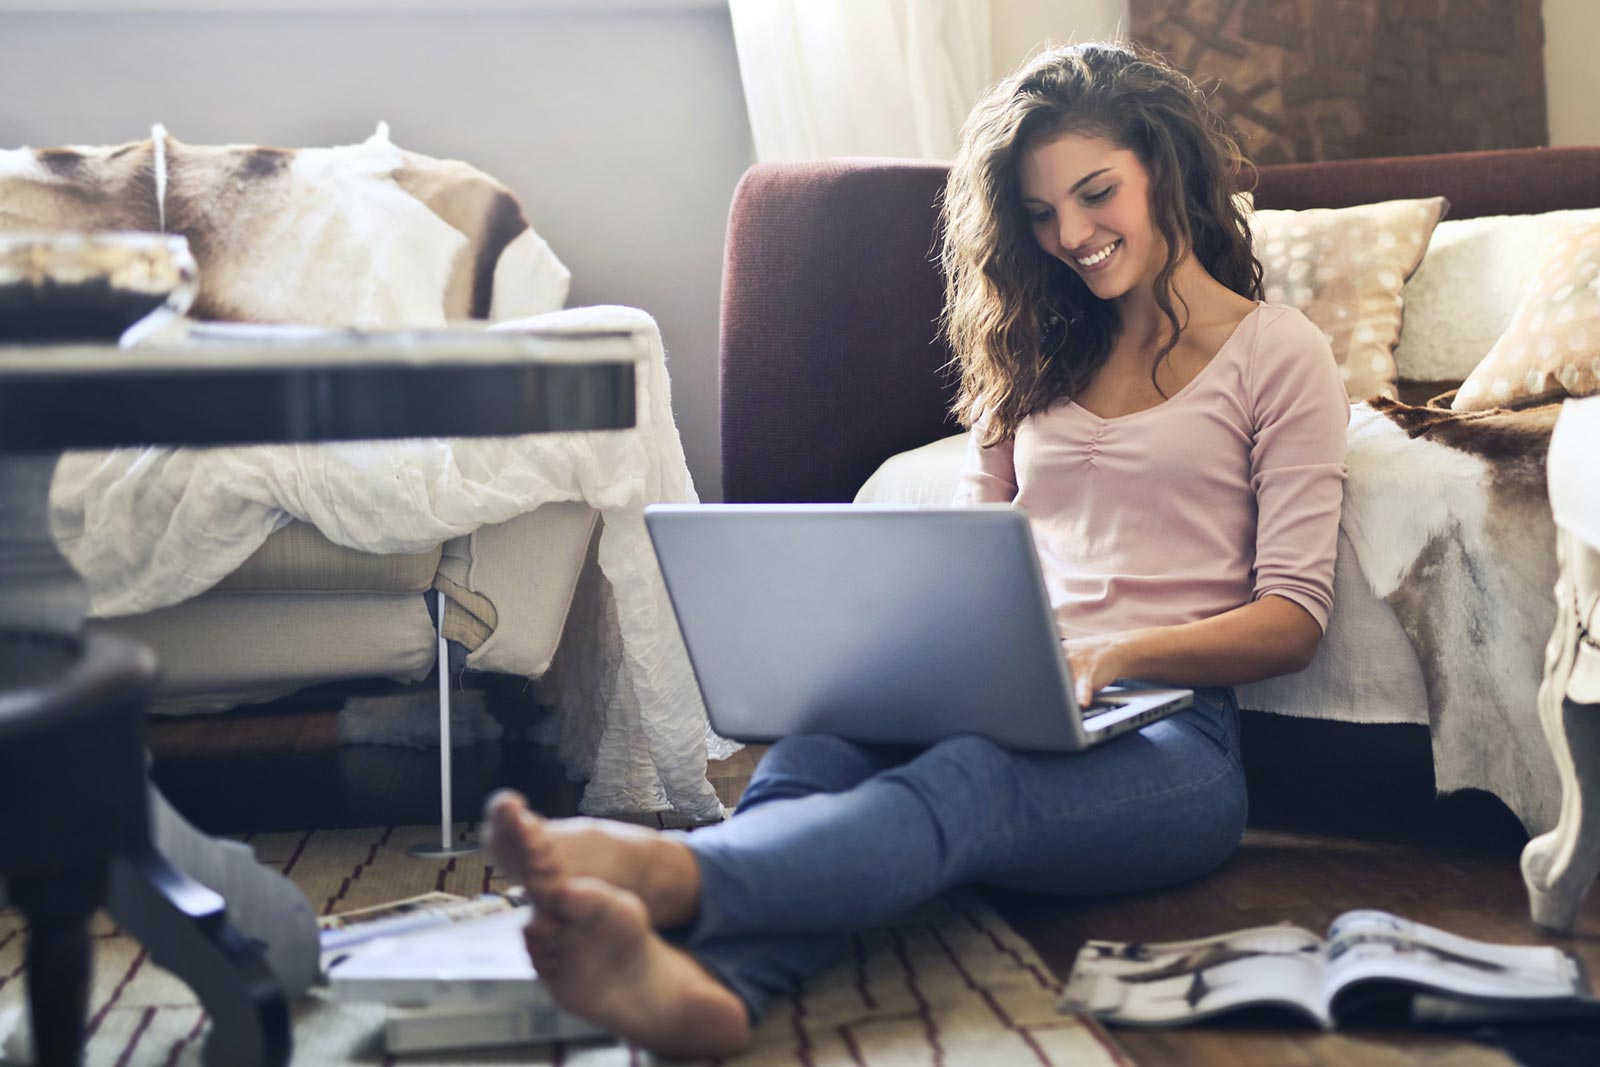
left=50, top=305, right=737, bottom=821
left=728, top=0, right=993, bottom=162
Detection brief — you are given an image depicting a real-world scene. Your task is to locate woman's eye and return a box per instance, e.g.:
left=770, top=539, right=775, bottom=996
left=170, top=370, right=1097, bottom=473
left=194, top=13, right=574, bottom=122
left=1029, top=212, right=1051, bottom=223
left=1084, top=187, right=1114, bottom=204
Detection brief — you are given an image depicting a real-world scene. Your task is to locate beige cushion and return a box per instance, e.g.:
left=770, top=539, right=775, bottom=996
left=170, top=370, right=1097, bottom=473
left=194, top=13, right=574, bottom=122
left=90, top=592, right=436, bottom=714
left=1249, top=197, right=1448, bottom=401
left=1395, top=208, right=1600, bottom=383
left=117, top=503, right=595, bottom=714
left=213, top=521, right=441, bottom=594
left=437, top=502, right=600, bottom=677
left=1455, top=221, right=1600, bottom=410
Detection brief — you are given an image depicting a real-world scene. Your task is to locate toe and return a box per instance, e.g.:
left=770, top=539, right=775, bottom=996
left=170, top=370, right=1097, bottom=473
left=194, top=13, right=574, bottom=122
left=484, top=788, right=527, bottom=822
left=484, top=792, right=534, bottom=873
left=486, top=797, right=567, bottom=902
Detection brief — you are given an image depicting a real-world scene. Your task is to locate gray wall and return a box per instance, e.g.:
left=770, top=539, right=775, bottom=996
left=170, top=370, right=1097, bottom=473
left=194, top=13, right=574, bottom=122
left=0, top=5, right=753, bottom=500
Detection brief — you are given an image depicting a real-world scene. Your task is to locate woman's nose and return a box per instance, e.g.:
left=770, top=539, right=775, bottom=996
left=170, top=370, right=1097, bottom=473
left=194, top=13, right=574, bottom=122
left=1057, top=210, right=1095, bottom=254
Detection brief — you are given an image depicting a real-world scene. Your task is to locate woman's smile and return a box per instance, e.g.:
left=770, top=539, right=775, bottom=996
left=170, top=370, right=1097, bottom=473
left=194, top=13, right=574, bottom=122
left=1073, top=238, right=1122, bottom=273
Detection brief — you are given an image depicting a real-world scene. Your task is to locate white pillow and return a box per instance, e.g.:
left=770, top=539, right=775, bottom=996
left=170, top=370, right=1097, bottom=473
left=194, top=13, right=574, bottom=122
left=1395, top=208, right=1600, bottom=382
left=854, top=433, right=968, bottom=505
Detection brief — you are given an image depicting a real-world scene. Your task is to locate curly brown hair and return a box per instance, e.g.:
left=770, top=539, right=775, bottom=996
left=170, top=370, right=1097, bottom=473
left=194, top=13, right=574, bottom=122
left=941, top=41, right=1262, bottom=445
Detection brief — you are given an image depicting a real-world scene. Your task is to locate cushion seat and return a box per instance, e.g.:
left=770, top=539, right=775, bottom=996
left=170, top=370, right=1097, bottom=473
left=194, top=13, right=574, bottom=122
left=101, top=501, right=600, bottom=714
left=213, top=522, right=441, bottom=594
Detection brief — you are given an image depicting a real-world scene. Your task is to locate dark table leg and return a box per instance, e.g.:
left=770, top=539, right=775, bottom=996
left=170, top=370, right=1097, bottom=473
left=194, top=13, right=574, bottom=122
left=8, top=867, right=101, bottom=1067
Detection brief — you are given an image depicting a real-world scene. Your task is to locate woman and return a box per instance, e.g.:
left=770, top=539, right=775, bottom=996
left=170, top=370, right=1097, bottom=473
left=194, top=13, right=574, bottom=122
left=485, top=41, right=1349, bottom=1058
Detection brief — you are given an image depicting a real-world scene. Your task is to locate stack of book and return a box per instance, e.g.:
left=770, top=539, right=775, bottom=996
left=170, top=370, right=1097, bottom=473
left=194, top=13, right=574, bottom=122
left=319, top=892, right=610, bottom=1054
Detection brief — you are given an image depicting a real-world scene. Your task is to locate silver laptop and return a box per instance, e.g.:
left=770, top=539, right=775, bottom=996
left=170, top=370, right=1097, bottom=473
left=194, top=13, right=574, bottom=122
left=644, top=504, right=1192, bottom=752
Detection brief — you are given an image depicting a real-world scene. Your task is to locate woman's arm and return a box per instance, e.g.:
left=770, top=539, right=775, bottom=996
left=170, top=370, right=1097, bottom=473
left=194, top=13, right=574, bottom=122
left=952, top=417, right=1018, bottom=505
left=1064, top=310, right=1350, bottom=706
left=1064, top=595, right=1321, bottom=706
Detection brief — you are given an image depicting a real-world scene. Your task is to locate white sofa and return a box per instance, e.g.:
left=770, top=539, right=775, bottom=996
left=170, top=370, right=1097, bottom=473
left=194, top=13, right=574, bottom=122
left=5, top=126, right=731, bottom=822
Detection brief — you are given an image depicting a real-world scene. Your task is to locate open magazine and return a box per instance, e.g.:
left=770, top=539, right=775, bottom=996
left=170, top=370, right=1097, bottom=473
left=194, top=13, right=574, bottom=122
left=1057, top=910, right=1595, bottom=1029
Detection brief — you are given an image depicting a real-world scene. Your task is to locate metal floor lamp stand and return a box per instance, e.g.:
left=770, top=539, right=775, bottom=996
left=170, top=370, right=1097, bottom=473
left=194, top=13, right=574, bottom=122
left=409, top=589, right=482, bottom=860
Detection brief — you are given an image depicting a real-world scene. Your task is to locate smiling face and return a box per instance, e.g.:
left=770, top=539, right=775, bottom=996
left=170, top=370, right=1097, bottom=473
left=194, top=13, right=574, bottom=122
left=1018, top=131, right=1170, bottom=304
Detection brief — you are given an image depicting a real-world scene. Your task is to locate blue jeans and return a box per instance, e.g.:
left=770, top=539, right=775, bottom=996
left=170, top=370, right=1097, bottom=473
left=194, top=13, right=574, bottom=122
left=660, top=687, right=1247, bottom=1023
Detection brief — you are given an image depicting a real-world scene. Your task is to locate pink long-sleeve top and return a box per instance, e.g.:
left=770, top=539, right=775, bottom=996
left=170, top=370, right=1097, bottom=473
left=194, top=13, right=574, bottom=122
left=954, top=301, right=1350, bottom=640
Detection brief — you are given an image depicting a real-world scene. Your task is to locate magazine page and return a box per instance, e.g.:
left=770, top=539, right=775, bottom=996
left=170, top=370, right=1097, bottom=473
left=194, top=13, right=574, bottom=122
left=319, top=890, right=525, bottom=958
left=1324, top=910, right=1591, bottom=1010
left=1057, top=925, right=1331, bottom=1028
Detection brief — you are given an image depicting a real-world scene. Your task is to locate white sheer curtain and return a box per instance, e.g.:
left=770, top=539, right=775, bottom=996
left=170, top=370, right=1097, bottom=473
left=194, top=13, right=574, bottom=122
left=727, top=0, right=994, bottom=162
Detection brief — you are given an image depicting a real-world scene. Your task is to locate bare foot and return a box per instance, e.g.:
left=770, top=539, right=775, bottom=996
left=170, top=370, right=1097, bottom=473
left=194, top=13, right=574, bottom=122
left=521, top=874, right=752, bottom=1058
left=483, top=790, right=702, bottom=928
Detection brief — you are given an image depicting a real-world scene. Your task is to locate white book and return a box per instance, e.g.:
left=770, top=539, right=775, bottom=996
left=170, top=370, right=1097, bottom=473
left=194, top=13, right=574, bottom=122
left=384, top=1002, right=611, bottom=1054
left=324, top=906, right=545, bottom=1006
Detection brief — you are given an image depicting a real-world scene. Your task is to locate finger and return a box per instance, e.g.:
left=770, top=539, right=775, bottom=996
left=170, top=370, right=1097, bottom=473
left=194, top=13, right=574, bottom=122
left=1076, top=666, right=1097, bottom=706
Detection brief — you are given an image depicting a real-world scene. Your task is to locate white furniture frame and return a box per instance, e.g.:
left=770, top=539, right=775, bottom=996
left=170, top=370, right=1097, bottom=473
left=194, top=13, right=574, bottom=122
left=1522, top=397, right=1600, bottom=932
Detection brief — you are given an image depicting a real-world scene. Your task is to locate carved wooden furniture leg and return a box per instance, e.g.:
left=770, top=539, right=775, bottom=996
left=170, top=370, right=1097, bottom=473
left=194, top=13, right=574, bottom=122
left=1522, top=527, right=1600, bottom=931
left=145, top=786, right=320, bottom=996
left=108, top=847, right=290, bottom=1067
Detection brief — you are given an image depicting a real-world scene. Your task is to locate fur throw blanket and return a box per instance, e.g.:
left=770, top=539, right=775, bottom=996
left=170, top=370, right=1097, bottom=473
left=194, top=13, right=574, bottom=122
left=1341, top=396, right=1562, bottom=834
left=0, top=123, right=569, bottom=326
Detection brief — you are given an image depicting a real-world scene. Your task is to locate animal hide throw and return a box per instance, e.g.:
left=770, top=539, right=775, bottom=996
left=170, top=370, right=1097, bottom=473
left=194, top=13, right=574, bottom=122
left=0, top=123, right=569, bottom=327
left=1340, top=397, right=1563, bottom=834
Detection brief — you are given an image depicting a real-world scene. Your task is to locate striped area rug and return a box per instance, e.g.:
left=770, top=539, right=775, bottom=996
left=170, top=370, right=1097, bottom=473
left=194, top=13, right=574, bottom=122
left=0, top=824, right=1130, bottom=1066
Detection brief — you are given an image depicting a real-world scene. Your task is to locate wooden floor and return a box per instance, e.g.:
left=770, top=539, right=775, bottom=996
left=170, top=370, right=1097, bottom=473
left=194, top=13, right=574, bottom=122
left=145, top=705, right=1600, bottom=1067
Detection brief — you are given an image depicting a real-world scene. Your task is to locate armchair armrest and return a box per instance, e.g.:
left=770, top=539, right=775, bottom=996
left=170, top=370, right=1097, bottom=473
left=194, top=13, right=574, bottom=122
left=719, top=160, right=961, bottom=503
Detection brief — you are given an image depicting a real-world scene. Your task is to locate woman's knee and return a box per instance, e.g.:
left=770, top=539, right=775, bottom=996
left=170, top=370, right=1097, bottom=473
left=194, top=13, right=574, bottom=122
left=988, top=760, right=1248, bottom=896
left=1121, top=759, right=1248, bottom=889
left=735, top=733, right=886, bottom=811
left=1178, top=769, right=1249, bottom=880
left=1133, top=765, right=1250, bottom=886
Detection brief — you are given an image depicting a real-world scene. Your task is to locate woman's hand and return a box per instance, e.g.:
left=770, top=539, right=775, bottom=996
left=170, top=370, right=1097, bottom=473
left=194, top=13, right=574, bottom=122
left=1063, top=633, right=1134, bottom=708
left=1059, top=598, right=1323, bottom=706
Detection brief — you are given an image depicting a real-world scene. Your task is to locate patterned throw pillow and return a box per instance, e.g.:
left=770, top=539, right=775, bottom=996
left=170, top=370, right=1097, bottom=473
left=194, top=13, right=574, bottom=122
left=1453, top=222, right=1600, bottom=411
left=1249, top=197, right=1448, bottom=401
